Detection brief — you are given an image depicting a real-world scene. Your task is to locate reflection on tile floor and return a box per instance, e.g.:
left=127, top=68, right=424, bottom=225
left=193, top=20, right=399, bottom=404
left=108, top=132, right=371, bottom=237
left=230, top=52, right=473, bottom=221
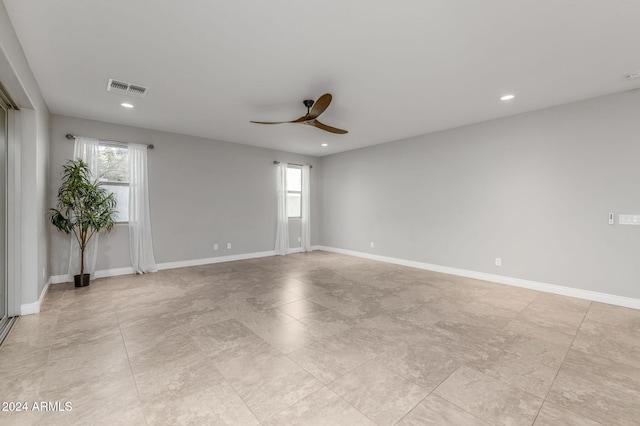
left=1, top=251, right=639, bottom=425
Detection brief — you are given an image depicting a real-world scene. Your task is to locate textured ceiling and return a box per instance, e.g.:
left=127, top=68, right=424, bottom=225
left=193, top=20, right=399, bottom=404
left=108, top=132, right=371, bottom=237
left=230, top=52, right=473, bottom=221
left=4, top=0, right=640, bottom=156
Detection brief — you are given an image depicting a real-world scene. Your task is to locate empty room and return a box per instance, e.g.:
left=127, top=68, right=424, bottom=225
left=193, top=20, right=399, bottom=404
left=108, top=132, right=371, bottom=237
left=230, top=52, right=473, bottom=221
left=1, top=1, right=639, bottom=425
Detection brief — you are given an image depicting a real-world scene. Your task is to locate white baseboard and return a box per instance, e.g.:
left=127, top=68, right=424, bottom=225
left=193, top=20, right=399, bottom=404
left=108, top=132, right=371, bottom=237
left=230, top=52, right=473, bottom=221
left=287, top=246, right=318, bottom=254
left=49, top=274, right=69, bottom=284
left=42, top=246, right=640, bottom=310
left=95, top=267, right=134, bottom=278
left=157, top=250, right=277, bottom=270
left=48, top=248, right=327, bottom=285
left=49, top=266, right=135, bottom=284
left=49, top=250, right=279, bottom=284
left=317, top=246, right=640, bottom=310
left=21, top=280, right=50, bottom=315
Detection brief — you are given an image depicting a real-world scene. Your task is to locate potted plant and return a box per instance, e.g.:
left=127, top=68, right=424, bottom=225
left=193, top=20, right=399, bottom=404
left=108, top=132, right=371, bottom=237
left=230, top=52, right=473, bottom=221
left=49, top=159, right=117, bottom=287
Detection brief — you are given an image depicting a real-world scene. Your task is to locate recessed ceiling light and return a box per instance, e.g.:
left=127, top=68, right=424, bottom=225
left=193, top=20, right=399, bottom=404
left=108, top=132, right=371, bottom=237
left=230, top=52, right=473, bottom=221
left=500, top=94, right=515, bottom=101
left=121, top=103, right=134, bottom=108
left=321, top=143, right=328, bottom=147
left=626, top=72, right=640, bottom=80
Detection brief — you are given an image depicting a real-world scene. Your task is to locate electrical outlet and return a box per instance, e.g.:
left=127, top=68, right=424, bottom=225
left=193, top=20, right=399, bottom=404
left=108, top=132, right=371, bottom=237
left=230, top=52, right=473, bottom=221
left=495, top=258, right=502, bottom=267
left=213, top=243, right=218, bottom=250
left=226, top=243, right=232, bottom=250
left=370, top=241, right=375, bottom=248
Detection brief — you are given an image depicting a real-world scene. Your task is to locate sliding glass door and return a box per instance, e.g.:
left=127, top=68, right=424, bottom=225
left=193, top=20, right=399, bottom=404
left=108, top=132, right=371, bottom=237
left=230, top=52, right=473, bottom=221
left=0, top=92, right=8, bottom=343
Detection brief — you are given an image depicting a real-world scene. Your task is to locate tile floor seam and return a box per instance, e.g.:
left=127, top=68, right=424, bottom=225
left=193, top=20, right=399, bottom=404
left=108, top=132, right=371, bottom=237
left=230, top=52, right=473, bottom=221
left=327, top=358, right=435, bottom=426
left=199, top=319, right=266, bottom=423
left=20, top=314, right=53, bottom=405
left=568, top=346, right=640, bottom=380
left=209, top=336, right=307, bottom=425
left=207, top=357, right=263, bottom=425
left=392, top=390, right=430, bottom=425
left=437, top=364, right=546, bottom=425
left=426, top=364, right=498, bottom=426
left=260, top=384, right=326, bottom=424
left=531, top=300, right=593, bottom=426
left=115, top=310, right=149, bottom=426
left=498, top=292, right=541, bottom=336
left=37, top=340, right=53, bottom=403
left=222, top=364, right=263, bottom=426
left=323, top=381, right=379, bottom=426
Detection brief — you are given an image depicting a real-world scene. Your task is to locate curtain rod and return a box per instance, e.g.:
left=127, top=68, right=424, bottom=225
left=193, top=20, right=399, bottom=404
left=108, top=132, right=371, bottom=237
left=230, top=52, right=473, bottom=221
left=66, top=133, right=154, bottom=149
left=273, top=160, right=312, bottom=168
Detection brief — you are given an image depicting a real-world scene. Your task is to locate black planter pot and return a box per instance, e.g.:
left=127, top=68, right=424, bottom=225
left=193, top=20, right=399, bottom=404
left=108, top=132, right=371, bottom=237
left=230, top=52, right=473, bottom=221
left=74, top=274, right=91, bottom=288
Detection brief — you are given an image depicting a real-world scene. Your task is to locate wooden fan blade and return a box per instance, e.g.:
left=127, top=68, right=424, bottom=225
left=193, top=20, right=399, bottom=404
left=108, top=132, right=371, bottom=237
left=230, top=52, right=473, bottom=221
left=307, top=93, right=332, bottom=119
left=312, top=119, right=348, bottom=134
left=250, top=121, right=288, bottom=124
left=251, top=114, right=307, bottom=125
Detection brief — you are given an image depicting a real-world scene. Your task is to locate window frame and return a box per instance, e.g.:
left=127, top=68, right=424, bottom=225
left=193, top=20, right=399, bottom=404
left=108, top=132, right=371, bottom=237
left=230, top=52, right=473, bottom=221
left=97, top=141, right=129, bottom=224
left=286, top=165, right=302, bottom=219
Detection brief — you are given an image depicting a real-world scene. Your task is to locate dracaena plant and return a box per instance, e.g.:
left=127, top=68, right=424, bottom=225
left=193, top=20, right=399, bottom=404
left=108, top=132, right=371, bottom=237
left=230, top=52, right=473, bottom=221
left=49, top=159, right=117, bottom=279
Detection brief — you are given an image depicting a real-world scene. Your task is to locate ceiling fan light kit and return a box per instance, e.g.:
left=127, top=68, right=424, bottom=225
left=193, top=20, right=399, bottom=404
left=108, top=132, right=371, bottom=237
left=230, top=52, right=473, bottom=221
left=251, top=93, right=348, bottom=134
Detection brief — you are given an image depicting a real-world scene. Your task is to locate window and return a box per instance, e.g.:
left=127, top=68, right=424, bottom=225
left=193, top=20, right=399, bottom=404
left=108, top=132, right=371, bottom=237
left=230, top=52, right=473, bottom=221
left=286, top=166, right=302, bottom=218
left=97, top=143, right=129, bottom=222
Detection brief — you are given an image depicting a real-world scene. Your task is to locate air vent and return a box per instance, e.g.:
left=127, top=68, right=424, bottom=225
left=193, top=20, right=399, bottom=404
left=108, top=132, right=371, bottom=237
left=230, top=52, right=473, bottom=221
left=128, top=85, right=147, bottom=96
left=107, top=79, right=148, bottom=97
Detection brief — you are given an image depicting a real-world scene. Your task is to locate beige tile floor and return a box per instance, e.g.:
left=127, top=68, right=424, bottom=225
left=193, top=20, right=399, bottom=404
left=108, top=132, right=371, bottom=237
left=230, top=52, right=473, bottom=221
left=1, top=251, right=639, bottom=425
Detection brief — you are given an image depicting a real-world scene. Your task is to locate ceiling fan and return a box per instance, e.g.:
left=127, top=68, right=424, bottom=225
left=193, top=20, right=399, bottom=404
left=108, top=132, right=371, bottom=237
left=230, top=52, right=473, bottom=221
left=250, top=93, right=348, bottom=134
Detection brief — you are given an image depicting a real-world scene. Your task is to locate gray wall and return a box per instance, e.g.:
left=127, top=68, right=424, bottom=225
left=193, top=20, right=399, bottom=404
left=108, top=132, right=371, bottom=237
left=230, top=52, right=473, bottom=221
left=49, top=114, right=322, bottom=276
left=1, top=1, right=50, bottom=307
left=322, top=90, right=640, bottom=299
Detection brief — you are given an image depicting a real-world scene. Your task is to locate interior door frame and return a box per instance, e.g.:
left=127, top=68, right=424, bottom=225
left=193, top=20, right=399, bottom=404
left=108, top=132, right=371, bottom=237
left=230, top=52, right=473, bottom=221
left=0, top=82, right=18, bottom=345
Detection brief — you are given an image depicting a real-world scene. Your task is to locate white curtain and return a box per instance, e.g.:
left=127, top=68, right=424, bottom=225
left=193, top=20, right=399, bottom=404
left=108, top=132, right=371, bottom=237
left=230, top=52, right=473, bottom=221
left=128, top=143, right=157, bottom=274
left=68, top=137, right=100, bottom=279
left=300, top=165, right=311, bottom=252
left=274, top=162, right=289, bottom=255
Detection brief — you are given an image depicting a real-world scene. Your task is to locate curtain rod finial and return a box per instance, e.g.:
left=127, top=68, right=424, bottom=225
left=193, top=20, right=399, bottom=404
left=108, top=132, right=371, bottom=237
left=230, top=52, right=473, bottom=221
left=65, top=133, right=75, bottom=140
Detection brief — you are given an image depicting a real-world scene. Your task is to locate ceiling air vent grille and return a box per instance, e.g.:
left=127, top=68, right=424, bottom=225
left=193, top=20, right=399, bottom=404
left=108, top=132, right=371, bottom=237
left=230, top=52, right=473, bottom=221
left=128, top=85, right=147, bottom=96
left=107, top=79, right=148, bottom=97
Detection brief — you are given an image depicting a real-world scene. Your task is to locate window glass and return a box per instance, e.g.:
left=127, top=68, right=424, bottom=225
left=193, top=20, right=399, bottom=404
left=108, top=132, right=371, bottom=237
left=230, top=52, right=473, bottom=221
left=103, top=184, right=129, bottom=223
left=287, top=193, right=301, bottom=218
left=286, top=167, right=302, bottom=192
left=98, top=145, right=128, bottom=182
left=98, top=144, right=129, bottom=222
left=286, top=166, right=302, bottom=218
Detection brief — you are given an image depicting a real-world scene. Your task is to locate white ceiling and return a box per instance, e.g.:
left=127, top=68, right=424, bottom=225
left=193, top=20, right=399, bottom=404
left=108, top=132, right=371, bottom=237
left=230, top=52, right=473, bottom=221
left=4, top=0, right=640, bottom=156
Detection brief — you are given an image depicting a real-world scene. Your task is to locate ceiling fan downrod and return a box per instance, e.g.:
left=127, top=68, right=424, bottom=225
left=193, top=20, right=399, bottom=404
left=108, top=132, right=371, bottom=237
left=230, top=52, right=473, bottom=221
left=303, top=99, right=314, bottom=115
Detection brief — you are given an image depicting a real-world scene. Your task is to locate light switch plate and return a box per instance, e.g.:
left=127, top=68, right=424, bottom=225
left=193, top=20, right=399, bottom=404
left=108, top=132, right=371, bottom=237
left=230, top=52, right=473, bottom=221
left=619, top=214, right=640, bottom=225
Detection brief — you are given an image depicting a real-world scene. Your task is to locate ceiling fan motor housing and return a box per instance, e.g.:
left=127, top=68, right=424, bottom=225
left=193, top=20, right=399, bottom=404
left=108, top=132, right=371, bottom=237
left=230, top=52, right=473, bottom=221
left=303, top=99, right=315, bottom=114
